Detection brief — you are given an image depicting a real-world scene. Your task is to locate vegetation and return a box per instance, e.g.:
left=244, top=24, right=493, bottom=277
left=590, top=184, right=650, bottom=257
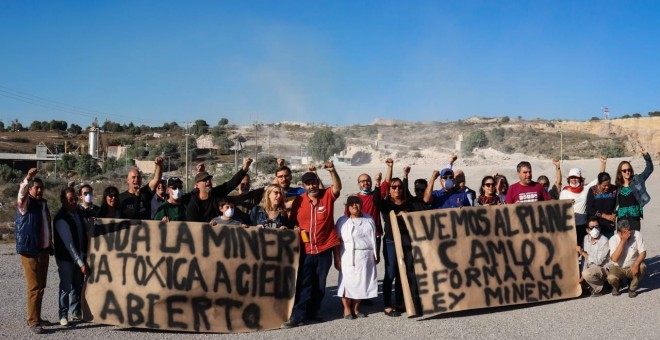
left=307, top=128, right=346, bottom=161
left=463, top=130, right=489, bottom=155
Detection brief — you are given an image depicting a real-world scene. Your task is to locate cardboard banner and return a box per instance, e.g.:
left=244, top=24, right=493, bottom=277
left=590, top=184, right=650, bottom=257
left=391, top=200, right=582, bottom=317
left=82, top=219, right=300, bottom=333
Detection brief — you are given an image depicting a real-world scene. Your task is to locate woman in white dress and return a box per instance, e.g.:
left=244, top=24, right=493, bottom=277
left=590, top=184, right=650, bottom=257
left=336, top=195, right=378, bottom=319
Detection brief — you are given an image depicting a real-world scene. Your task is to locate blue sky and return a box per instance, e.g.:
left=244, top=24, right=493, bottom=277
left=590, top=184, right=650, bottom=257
left=1, top=0, right=659, bottom=128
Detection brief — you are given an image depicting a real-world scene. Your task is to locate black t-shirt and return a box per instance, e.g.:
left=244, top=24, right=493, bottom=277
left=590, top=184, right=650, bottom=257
left=119, top=185, right=153, bottom=220
left=186, top=194, right=220, bottom=223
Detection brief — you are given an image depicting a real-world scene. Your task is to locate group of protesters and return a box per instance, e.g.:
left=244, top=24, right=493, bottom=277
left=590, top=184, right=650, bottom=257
left=14, top=147, right=653, bottom=333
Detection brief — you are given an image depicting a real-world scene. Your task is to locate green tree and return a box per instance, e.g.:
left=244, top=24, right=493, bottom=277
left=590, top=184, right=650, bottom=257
left=218, top=118, right=229, bottom=127
left=0, top=120, right=4, bottom=131
left=256, top=154, right=278, bottom=175
left=307, top=129, right=346, bottom=161
left=0, top=164, right=22, bottom=183
left=57, top=154, right=77, bottom=173
left=632, top=113, right=642, bottom=118
left=191, top=119, right=210, bottom=135
left=76, top=154, right=102, bottom=178
left=490, top=128, right=506, bottom=144
left=648, top=111, right=660, bottom=117
left=68, top=123, right=82, bottom=135
left=48, top=120, right=68, bottom=131
left=463, top=130, right=489, bottom=155
left=102, top=157, right=120, bottom=173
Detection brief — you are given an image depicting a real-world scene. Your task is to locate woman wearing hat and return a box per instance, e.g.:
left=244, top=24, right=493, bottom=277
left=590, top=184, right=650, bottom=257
left=559, top=156, right=607, bottom=245
left=615, top=147, right=654, bottom=231
left=336, top=195, right=378, bottom=319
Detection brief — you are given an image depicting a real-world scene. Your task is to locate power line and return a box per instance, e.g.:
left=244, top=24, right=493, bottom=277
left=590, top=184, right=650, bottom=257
left=0, top=84, right=171, bottom=125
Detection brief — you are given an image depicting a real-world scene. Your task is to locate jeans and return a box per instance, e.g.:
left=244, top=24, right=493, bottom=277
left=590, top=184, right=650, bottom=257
left=290, top=249, right=333, bottom=322
left=382, top=239, right=403, bottom=309
left=56, top=258, right=84, bottom=319
left=20, top=250, right=49, bottom=326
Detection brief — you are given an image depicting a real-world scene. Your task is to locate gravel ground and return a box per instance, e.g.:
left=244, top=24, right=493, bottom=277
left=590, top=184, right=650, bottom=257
left=2, top=170, right=660, bottom=339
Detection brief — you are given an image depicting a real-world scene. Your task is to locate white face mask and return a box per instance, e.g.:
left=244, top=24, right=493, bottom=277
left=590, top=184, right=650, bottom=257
left=589, top=228, right=600, bottom=238
left=223, top=207, right=234, bottom=218
left=570, top=182, right=580, bottom=188
left=84, top=194, right=93, bottom=204
left=171, top=189, right=182, bottom=200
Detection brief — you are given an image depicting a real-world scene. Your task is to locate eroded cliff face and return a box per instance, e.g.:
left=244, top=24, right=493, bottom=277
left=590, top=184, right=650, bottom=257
left=558, top=117, right=660, bottom=154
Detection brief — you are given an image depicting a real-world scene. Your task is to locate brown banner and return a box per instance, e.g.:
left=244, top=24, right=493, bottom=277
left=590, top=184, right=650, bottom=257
left=82, top=219, right=300, bottom=333
left=391, top=200, right=582, bottom=317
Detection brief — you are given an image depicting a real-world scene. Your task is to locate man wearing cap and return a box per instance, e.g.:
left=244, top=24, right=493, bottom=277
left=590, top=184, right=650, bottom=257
left=118, top=156, right=164, bottom=219
left=607, top=219, right=646, bottom=298
left=186, top=157, right=253, bottom=222
left=454, top=170, right=477, bottom=206
left=153, top=177, right=186, bottom=222
left=505, top=161, right=551, bottom=204
left=559, top=157, right=606, bottom=244
left=282, top=161, right=342, bottom=328
left=422, top=168, right=472, bottom=209
left=576, top=217, right=610, bottom=296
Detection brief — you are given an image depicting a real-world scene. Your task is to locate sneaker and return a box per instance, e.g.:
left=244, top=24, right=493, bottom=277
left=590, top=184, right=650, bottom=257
left=612, top=289, right=621, bottom=296
left=60, top=317, right=69, bottom=326
left=629, top=291, right=638, bottom=298
left=30, top=325, right=44, bottom=334
left=70, top=315, right=82, bottom=322
left=281, top=318, right=304, bottom=329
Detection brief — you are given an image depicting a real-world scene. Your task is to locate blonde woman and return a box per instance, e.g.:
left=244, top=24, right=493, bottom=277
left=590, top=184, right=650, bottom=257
left=249, top=184, right=291, bottom=229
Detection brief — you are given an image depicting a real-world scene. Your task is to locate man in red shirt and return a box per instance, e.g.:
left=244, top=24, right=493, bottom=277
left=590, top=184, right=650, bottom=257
left=505, top=161, right=551, bottom=203
left=282, top=161, right=342, bottom=328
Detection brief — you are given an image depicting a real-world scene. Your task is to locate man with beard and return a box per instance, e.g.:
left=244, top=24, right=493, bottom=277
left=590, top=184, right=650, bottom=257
left=282, top=161, right=341, bottom=328
left=186, top=158, right=253, bottom=222
left=505, top=161, right=551, bottom=204
left=118, top=156, right=164, bottom=219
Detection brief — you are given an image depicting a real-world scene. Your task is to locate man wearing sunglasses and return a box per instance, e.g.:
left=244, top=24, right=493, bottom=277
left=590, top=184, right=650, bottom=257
left=423, top=168, right=472, bottom=209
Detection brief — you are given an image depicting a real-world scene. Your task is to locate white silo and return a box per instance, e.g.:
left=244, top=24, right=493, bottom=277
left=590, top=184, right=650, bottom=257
left=89, top=127, right=100, bottom=158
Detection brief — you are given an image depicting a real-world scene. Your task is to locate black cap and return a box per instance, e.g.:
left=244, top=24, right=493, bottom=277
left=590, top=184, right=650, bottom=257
left=301, top=172, right=318, bottom=184
left=167, top=177, right=183, bottom=187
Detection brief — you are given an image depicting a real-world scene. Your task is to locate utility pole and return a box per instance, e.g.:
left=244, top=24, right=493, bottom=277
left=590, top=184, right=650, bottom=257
left=185, top=122, right=190, bottom=192
left=254, top=121, right=258, bottom=178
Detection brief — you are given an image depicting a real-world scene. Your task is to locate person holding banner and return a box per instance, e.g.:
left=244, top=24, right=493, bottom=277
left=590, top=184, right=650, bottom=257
left=615, top=147, right=653, bottom=231
left=97, top=186, right=121, bottom=218
left=336, top=195, right=378, bottom=319
left=505, top=161, right=551, bottom=204
left=576, top=217, right=610, bottom=297
left=249, top=184, right=292, bottom=229
left=607, top=219, right=646, bottom=298
left=282, top=161, right=341, bottom=328
left=53, top=187, right=90, bottom=326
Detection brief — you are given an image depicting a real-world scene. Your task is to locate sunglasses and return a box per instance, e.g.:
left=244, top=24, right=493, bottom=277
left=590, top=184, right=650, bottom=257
left=442, top=175, right=454, bottom=180
left=483, top=183, right=495, bottom=187
left=390, top=185, right=402, bottom=190
left=83, top=192, right=93, bottom=196
left=588, top=225, right=599, bottom=229
left=621, top=168, right=632, bottom=173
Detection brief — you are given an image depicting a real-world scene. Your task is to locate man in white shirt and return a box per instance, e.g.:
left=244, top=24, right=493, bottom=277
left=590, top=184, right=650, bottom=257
left=607, top=219, right=647, bottom=298
left=576, top=217, right=610, bottom=296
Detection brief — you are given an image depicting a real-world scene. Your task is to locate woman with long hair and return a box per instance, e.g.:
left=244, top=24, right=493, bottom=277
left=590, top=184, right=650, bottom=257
left=97, top=186, right=120, bottom=218
left=477, top=175, right=502, bottom=206
left=336, top=195, right=378, bottom=319
left=494, top=174, right=509, bottom=204
left=249, top=184, right=291, bottom=229
left=615, top=148, right=653, bottom=231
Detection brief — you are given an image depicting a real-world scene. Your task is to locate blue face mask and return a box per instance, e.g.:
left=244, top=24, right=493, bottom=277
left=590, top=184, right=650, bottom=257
left=360, top=189, right=373, bottom=195
left=444, top=179, right=454, bottom=190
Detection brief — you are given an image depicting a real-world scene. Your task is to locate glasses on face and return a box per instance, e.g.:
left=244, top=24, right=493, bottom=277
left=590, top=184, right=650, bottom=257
left=621, top=168, right=632, bottom=173
left=483, top=183, right=495, bottom=187
left=272, top=191, right=282, bottom=196
left=276, top=174, right=292, bottom=179
left=390, top=185, right=402, bottom=190
left=83, top=191, right=92, bottom=196
left=107, top=194, right=118, bottom=199
left=442, top=175, right=454, bottom=180
left=588, top=225, right=599, bottom=229
left=359, top=179, right=371, bottom=183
